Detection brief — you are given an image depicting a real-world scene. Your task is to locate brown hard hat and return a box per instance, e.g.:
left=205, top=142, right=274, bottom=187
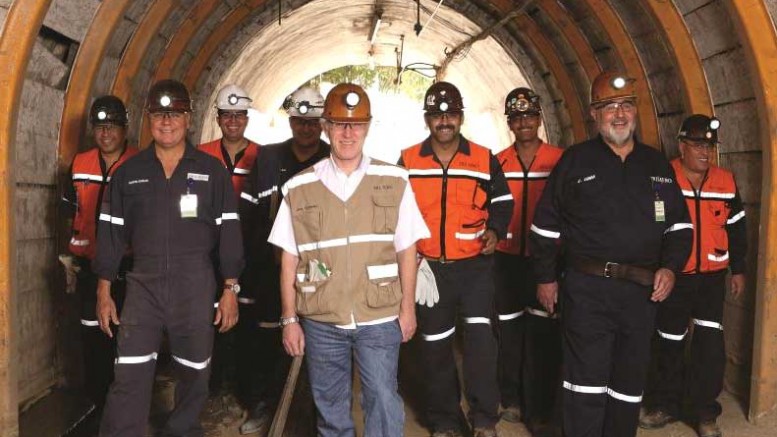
left=146, top=79, right=193, bottom=113
left=505, top=87, right=541, bottom=117
left=590, top=71, right=637, bottom=107
left=678, top=114, right=720, bottom=144
left=322, top=83, right=371, bottom=122
left=424, top=81, right=464, bottom=114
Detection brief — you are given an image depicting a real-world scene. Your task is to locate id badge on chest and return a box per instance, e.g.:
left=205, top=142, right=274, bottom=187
left=654, top=200, right=666, bottom=222
left=180, top=194, right=198, bottom=218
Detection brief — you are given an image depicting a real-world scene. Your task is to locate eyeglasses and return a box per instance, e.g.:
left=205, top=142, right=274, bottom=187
left=148, top=111, right=186, bottom=121
left=327, top=122, right=369, bottom=133
left=597, top=101, right=636, bottom=114
left=218, top=112, right=248, bottom=121
left=683, top=140, right=715, bottom=150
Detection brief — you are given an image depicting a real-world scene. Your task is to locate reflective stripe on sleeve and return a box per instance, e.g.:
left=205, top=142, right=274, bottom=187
left=233, top=168, right=250, bottom=175
left=80, top=319, right=99, bottom=327
left=116, top=352, right=158, bottom=364
left=238, top=297, right=256, bottom=304
left=422, top=326, right=456, bottom=342
left=530, top=224, right=560, bottom=239
left=215, top=212, right=240, bottom=225
left=664, top=223, right=693, bottom=234
left=70, top=237, right=90, bottom=246
left=693, top=319, right=723, bottom=330
left=172, top=355, right=211, bottom=370
left=99, top=213, right=124, bottom=225
left=463, top=317, right=491, bottom=325
left=657, top=329, right=687, bottom=341
left=491, top=194, right=512, bottom=204
left=563, top=381, right=607, bottom=394
left=607, top=388, right=643, bottom=403
left=240, top=191, right=259, bottom=205
left=727, top=210, right=745, bottom=225
left=498, top=310, right=524, bottom=321
left=257, top=186, right=279, bottom=199
left=526, top=307, right=557, bottom=319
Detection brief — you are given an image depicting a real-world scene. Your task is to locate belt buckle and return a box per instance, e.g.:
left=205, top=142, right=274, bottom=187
left=604, top=262, right=618, bottom=278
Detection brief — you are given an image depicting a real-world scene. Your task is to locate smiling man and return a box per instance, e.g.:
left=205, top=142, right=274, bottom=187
left=95, top=79, right=244, bottom=436
left=494, top=87, right=563, bottom=433
left=61, top=95, right=137, bottom=415
left=641, top=115, right=746, bottom=437
left=530, top=71, right=692, bottom=437
left=399, top=81, right=513, bottom=437
left=269, top=83, right=429, bottom=436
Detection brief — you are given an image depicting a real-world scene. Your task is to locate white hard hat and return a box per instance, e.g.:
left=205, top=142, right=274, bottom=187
left=284, top=86, right=325, bottom=118
left=215, top=84, right=253, bottom=111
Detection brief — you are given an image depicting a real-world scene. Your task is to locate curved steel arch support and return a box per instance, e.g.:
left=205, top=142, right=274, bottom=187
left=0, top=1, right=54, bottom=433
left=723, top=0, right=777, bottom=423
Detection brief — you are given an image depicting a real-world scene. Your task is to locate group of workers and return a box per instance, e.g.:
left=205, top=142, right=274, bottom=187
left=60, top=69, right=745, bottom=437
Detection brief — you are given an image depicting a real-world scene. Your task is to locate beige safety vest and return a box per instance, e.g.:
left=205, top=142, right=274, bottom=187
left=284, top=159, right=407, bottom=325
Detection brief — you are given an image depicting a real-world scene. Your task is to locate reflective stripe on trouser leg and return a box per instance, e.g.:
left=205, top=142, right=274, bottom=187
left=494, top=253, right=533, bottom=411
left=561, top=270, right=655, bottom=437
left=688, top=273, right=726, bottom=422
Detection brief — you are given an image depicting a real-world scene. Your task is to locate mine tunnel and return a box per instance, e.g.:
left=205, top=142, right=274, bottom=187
left=2, top=0, right=777, bottom=435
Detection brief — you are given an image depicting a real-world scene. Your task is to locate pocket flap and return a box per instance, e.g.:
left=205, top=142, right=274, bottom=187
left=373, top=195, right=398, bottom=207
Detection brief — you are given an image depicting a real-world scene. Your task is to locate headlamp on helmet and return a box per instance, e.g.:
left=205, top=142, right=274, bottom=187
left=160, top=95, right=172, bottom=108
left=709, top=118, right=721, bottom=130
left=97, top=111, right=108, bottom=121
left=612, top=77, right=627, bottom=89
left=345, top=91, right=361, bottom=109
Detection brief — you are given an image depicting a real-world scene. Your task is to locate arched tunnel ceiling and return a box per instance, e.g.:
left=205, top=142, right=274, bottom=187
left=200, top=0, right=537, bottom=148
left=5, top=0, right=777, bottom=430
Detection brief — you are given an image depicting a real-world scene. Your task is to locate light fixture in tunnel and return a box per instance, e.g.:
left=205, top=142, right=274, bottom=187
left=345, top=91, right=361, bottom=109
left=369, top=12, right=382, bottom=45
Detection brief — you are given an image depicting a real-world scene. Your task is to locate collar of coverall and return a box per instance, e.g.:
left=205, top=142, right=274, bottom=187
left=419, top=135, right=471, bottom=157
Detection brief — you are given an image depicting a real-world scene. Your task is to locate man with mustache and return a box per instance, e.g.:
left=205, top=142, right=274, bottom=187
left=399, top=81, right=513, bottom=437
left=640, top=115, right=746, bottom=437
left=530, top=71, right=692, bottom=437
left=198, top=83, right=259, bottom=403
left=494, top=87, right=563, bottom=434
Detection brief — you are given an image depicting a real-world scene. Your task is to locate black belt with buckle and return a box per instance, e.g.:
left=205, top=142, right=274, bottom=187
left=569, top=256, right=656, bottom=287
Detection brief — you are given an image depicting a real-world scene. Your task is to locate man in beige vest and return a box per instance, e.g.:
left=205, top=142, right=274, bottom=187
left=268, top=83, right=429, bottom=436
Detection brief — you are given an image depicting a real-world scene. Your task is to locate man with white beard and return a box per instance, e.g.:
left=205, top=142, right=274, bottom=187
left=529, top=71, right=693, bottom=437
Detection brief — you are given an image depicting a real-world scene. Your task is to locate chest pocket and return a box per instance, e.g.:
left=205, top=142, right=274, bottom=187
left=294, top=205, right=322, bottom=244
left=373, top=195, right=399, bottom=233
left=187, top=181, right=216, bottom=224
left=123, top=180, right=154, bottom=222
left=454, top=179, right=488, bottom=209
left=706, top=201, right=730, bottom=227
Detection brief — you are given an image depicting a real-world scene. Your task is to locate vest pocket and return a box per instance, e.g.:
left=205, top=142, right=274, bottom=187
left=294, top=206, right=322, bottom=243
left=294, top=274, right=330, bottom=316
left=372, top=195, right=398, bottom=233
left=365, top=263, right=402, bottom=308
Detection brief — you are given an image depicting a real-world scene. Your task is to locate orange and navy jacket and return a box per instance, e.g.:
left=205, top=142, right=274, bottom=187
left=671, top=158, right=746, bottom=274
left=198, top=139, right=259, bottom=198
left=496, top=142, right=563, bottom=256
left=63, top=145, right=137, bottom=260
left=399, top=136, right=513, bottom=261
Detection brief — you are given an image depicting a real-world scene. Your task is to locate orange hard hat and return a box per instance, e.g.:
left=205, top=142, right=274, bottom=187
left=590, top=71, right=637, bottom=107
left=322, top=83, right=371, bottom=123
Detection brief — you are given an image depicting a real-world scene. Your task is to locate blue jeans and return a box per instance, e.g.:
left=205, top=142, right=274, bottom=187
left=302, top=318, right=405, bottom=437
